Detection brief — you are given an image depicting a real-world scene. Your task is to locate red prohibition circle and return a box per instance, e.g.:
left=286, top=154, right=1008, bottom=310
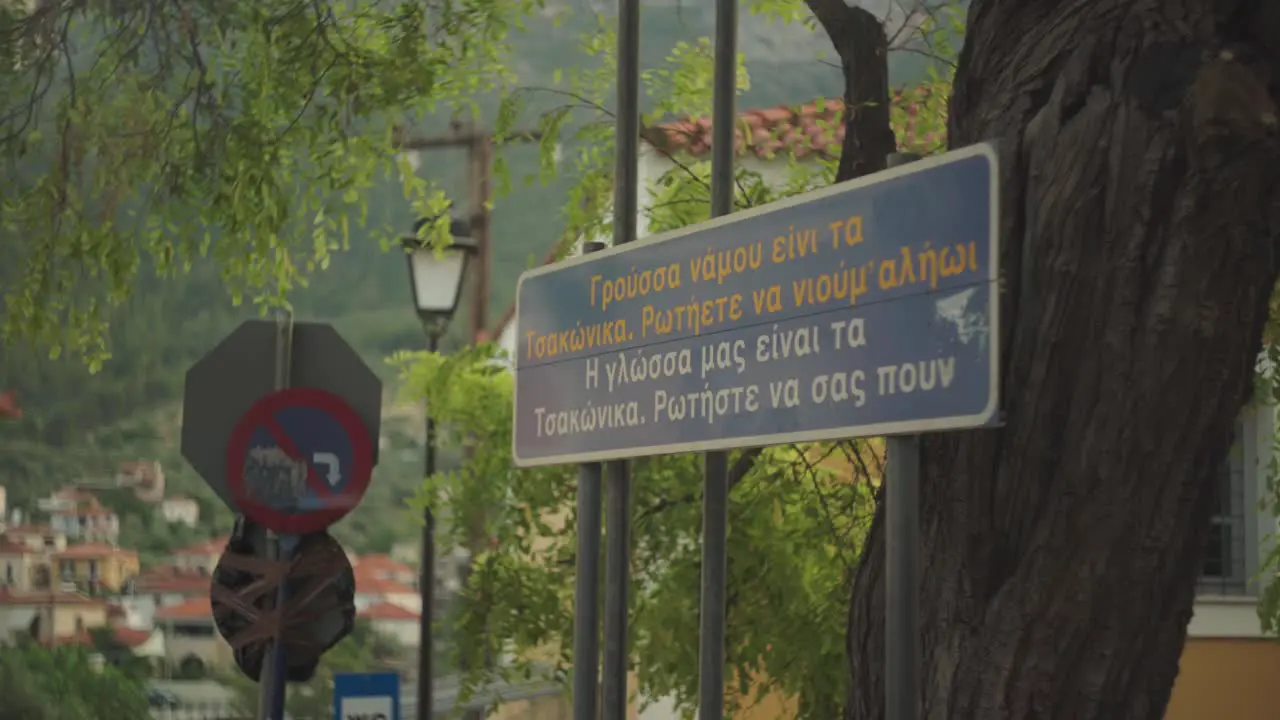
left=225, top=387, right=375, bottom=535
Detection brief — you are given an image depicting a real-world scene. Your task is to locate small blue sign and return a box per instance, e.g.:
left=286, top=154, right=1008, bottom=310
left=513, top=143, right=1000, bottom=466
left=334, top=672, right=400, bottom=720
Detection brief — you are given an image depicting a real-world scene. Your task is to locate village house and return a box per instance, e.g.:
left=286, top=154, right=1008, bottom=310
left=117, top=459, right=166, bottom=502
left=125, top=565, right=212, bottom=629
left=353, top=573, right=421, bottom=615
left=0, top=524, right=67, bottom=591
left=158, top=495, right=200, bottom=527
left=358, top=602, right=421, bottom=648
left=42, top=490, right=121, bottom=544
left=0, top=535, right=43, bottom=591
left=54, top=543, right=140, bottom=595
left=0, top=587, right=110, bottom=646
left=155, top=596, right=231, bottom=677
left=170, top=535, right=229, bottom=575
left=351, top=553, right=417, bottom=586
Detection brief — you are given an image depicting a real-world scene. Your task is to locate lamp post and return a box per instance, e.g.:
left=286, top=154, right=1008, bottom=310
left=403, top=215, right=477, bottom=720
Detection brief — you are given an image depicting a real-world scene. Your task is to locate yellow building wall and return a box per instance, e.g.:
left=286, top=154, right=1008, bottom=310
left=488, top=694, right=571, bottom=720
left=60, top=554, right=139, bottom=592
left=1166, top=639, right=1280, bottom=720
left=49, top=603, right=108, bottom=638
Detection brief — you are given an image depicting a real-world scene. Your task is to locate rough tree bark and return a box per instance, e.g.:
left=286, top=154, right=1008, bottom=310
left=805, top=0, right=898, bottom=182
left=820, top=1, right=1280, bottom=719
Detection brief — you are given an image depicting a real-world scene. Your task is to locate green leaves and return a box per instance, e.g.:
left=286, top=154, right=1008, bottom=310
left=1, top=0, right=537, bottom=367
left=0, top=643, right=151, bottom=720
left=392, top=338, right=881, bottom=718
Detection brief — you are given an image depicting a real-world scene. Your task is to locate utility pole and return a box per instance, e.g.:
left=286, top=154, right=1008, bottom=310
left=393, top=120, right=544, bottom=720
left=394, top=121, right=544, bottom=340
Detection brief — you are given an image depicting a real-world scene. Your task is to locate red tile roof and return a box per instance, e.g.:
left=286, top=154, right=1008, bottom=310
left=0, top=537, right=30, bottom=554
left=0, top=389, right=21, bottom=419
left=113, top=627, right=154, bottom=648
left=353, top=554, right=414, bottom=577
left=155, top=597, right=213, bottom=620
left=56, top=543, right=136, bottom=559
left=359, top=602, right=419, bottom=621
left=642, top=89, right=942, bottom=160
left=355, top=576, right=416, bottom=596
left=135, top=569, right=211, bottom=595
left=173, top=535, right=230, bottom=556
left=0, top=588, right=105, bottom=606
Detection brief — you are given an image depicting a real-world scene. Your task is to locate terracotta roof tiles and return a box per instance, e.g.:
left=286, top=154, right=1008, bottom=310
left=56, top=543, right=136, bottom=559
left=113, top=627, right=153, bottom=648
left=0, top=588, right=105, bottom=606
left=355, top=576, right=416, bottom=596
left=641, top=89, right=942, bottom=161
left=358, top=602, right=419, bottom=621
left=0, top=389, right=21, bottom=419
left=135, top=569, right=210, bottom=595
left=155, top=597, right=212, bottom=620
left=173, top=535, right=230, bottom=556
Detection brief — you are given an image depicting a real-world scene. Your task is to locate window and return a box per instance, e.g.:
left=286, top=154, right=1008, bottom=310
left=1201, top=418, right=1255, bottom=596
left=58, top=560, right=73, bottom=579
left=87, top=560, right=98, bottom=580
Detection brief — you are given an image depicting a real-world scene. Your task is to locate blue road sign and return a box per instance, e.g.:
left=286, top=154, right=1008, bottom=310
left=512, top=143, right=1000, bottom=466
left=227, top=387, right=375, bottom=534
left=334, top=672, right=400, bottom=720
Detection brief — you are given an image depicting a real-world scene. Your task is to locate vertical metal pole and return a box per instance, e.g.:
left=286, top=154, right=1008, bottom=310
left=574, top=240, right=607, bottom=720
left=259, top=312, right=294, bottom=720
left=469, top=129, right=492, bottom=341
left=699, top=1, right=737, bottom=719
left=602, top=460, right=630, bottom=720
left=419, top=330, right=440, bottom=720
left=603, top=0, right=640, bottom=716
left=885, top=152, right=921, bottom=720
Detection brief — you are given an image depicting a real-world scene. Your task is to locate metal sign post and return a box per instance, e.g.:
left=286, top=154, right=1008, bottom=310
left=572, top=241, right=607, bottom=720
left=699, top=0, right=737, bottom=717
left=259, top=314, right=294, bottom=720
left=514, top=112, right=1001, bottom=720
left=884, top=151, right=921, bottom=720
left=182, top=318, right=382, bottom=717
left=602, top=0, right=641, bottom=717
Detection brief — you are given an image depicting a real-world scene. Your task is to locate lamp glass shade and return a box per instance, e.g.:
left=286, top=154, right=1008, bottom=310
left=409, top=246, right=469, bottom=318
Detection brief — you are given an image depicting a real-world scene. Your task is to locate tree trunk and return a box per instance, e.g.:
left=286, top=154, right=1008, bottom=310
left=837, top=2, right=1280, bottom=719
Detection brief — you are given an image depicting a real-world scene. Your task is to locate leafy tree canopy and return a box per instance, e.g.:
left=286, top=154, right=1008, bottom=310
left=0, top=0, right=535, bottom=369
left=0, top=643, right=150, bottom=720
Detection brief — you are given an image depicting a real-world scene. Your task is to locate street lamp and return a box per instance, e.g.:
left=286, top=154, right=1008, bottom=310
left=403, top=214, right=476, bottom=720
left=404, top=215, right=478, bottom=345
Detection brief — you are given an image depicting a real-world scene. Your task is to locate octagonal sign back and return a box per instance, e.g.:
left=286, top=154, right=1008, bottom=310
left=181, top=320, right=383, bottom=512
